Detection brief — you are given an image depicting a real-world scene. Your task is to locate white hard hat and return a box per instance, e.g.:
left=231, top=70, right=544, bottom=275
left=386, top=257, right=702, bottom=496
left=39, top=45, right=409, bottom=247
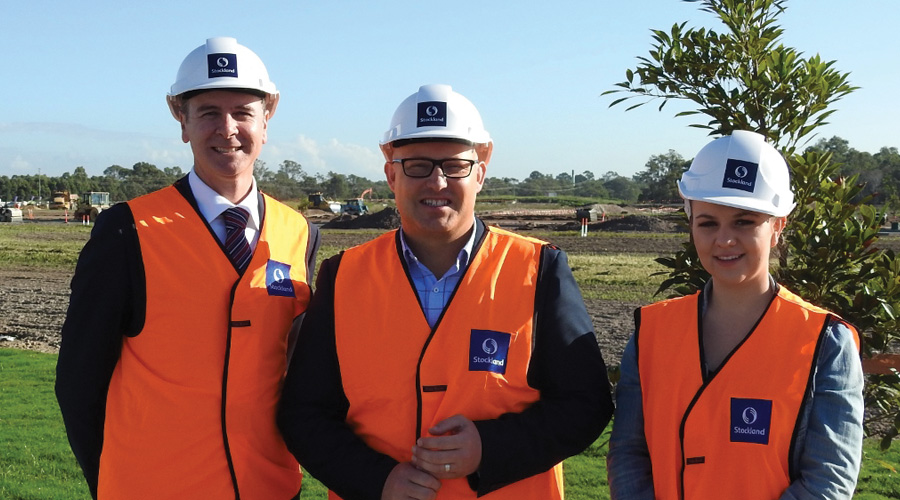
left=678, top=130, right=795, bottom=217
left=380, top=84, right=491, bottom=146
left=166, top=37, right=278, bottom=120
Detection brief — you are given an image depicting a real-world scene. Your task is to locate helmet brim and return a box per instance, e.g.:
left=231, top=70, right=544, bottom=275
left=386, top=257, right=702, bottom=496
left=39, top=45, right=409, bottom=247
left=679, top=188, right=795, bottom=217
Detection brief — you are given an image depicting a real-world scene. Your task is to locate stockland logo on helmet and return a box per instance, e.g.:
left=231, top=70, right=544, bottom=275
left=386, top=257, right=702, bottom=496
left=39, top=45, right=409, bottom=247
left=722, top=159, right=759, bottom=193
left=207, top=53, right=238, bottom=79
left=417, top=101, right=447, bottom=128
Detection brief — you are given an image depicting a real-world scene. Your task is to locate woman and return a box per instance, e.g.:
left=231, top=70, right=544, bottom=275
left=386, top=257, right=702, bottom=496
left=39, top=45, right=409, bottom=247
left=607, top=131, right=864, bottom=500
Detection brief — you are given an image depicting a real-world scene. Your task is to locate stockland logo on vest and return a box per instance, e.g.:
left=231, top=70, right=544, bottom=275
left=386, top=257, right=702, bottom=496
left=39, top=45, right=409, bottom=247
left=417, top=101, right=447, bottom=128
left=469, top=330, right=511, bottom=375
left=207, top=53, right=238, bottom=79
left=265, top=260, right=295, bottom=297
left=731, top=398, right=772, bottom=445
left=722, top=158, right=759, bottom=193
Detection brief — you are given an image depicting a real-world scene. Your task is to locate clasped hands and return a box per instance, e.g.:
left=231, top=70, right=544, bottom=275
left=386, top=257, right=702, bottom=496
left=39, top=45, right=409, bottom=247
left=381, top=415, right=482, bottom=500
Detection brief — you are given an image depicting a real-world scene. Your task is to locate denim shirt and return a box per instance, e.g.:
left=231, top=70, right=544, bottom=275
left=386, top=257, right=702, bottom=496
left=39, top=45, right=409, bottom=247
left=607, top=279, right=865, bottom=500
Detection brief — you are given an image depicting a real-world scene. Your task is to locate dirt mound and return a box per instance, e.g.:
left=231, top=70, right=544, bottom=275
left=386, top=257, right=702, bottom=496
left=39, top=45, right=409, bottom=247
left=556, top=215, right=687, bottom=233
left=598, top=215, right=687, bottom=233
left=322, top=207, right=401, bottom=229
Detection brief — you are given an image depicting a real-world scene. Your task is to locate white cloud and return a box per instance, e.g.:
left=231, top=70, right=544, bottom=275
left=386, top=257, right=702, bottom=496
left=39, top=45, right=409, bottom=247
left=262, top=135, right=384, bottom=180
left=142, top=139, right=192, bottom=169
left=0, top=122, right=189, bottom=177
left=0, top=124, right=387, bottom=182
left=7, top=155, right=32, bottom=173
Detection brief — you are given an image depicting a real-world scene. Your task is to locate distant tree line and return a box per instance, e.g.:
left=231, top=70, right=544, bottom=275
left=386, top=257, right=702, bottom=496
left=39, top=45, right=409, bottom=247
left=807, top=137, right=900, bottom=213
left=1, top=136, right=896, bottom=208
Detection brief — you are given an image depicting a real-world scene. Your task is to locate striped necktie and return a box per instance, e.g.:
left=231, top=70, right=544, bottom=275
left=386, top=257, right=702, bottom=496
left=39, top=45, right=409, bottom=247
left=223, top=207, right=252, bottom=273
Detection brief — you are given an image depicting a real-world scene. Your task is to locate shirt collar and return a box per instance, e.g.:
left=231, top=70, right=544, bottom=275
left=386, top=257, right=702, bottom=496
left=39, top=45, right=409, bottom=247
left=188, top=169, right=260, bottom=230
left=399, top=220, right=478, bottom=274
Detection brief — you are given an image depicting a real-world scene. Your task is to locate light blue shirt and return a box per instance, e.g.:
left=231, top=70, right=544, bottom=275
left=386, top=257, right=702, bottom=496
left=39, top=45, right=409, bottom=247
left=399, top=223, right=477, bottom=328
left=607, top=278, right=865, bottom=500
left=188, top=169, right=261, bottom=250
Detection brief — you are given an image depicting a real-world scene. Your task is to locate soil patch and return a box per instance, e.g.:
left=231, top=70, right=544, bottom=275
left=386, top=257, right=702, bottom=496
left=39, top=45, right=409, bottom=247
left=0, top=225, right=669, bottom=362
left=0, top=267, right=70, bottom=353
left=322, top=207, right=402, bottom=229
left=5, top=217, right=900, bottom=371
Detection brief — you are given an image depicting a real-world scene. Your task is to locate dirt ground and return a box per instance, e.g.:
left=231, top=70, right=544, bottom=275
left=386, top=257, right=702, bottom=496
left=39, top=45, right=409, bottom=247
left=0, top=209, right=689, bottom=367
left=0, top=267, right=71, bottom=354
left=3, top=207, right=899, bottom=371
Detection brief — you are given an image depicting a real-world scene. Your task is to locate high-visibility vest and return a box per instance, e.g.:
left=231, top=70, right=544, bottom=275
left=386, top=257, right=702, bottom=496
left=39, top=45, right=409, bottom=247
left=99, top=186, right=311, bottom=499
left=637, top=287, right=859, bottom=500
left=333, top=227, right=564, bottom=500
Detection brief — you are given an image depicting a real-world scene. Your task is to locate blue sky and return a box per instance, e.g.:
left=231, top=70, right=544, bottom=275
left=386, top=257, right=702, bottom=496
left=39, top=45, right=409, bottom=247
left=2, top=1, right=897, bottom=182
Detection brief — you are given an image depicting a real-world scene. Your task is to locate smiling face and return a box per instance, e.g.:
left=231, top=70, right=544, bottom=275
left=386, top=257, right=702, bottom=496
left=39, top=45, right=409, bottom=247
left=180, top=90, right=269, bottom=198
left=689, top=200, right=786, bottom=293
left=384, top=141, right=487, bottom=245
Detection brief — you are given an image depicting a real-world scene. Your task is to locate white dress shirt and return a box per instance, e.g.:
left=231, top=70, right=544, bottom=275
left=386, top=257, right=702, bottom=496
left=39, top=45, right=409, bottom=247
left=188, top=170, right=261, bottom=251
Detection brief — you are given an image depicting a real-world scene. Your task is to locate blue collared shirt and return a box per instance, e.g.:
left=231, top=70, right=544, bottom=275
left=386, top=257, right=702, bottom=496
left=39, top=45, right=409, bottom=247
left=399, top=223, right=477, bottom=328
left=607, top=277, right=865, bottom=500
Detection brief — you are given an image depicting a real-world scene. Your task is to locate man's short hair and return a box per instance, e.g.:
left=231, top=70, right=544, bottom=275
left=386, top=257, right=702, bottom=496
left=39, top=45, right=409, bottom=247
left=178, top=89, right=268, bottom=117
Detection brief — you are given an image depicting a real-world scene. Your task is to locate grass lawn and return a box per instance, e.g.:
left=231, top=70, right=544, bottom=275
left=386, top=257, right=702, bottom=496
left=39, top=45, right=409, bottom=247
left=1, top=349, right=897, bottom=499
left=0, top=223, right=89, bottom=269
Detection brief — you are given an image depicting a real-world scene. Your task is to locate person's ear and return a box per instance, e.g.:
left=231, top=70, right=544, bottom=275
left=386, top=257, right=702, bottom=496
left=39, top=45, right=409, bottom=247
left=771, top=216, right=787, bottom=247
left=385, top=160, right=398, bottom=193
left=476, top=142, right=493, bottom=166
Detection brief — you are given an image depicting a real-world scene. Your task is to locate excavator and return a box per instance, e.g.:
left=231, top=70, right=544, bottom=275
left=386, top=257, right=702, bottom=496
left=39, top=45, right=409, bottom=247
left=307, top=192, right=342, bottom=213
left=308, top=189, right=372, bottom=216
left=339, top=188, right=372, bottom=216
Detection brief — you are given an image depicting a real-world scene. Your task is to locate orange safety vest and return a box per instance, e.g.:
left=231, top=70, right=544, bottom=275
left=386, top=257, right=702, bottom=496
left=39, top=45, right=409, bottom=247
left=332, top=227, right=564, bottom=500
left=637, top=287, right=859, bottom=500
left=99, top=186, right=311, bottom=499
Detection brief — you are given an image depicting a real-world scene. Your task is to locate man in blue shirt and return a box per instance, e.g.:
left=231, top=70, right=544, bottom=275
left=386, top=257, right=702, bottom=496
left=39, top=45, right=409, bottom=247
left=278, top=84, right=614, bottom=500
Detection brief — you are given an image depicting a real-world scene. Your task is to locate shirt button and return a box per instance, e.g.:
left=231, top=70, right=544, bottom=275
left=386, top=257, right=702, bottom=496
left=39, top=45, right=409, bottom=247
left=433, top=287, right=439, bottom=293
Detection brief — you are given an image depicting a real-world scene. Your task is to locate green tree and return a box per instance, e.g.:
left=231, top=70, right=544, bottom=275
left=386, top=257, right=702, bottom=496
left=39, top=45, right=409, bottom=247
left=574, top=180, right=610, bottom=199
left=277, top=160, right=305, bottom=183
left=253, top=159, right=273, bottom=183
left=603, top=175, right=641, bottom=203
left=323, top=171, right=349, bottom=199
left=70, top=166, right=92, bottom=197
left=807, top=137, right=881, bottom=202
left=104, top=165, right=131, bottom=181
left=605, top=0, right=900, bottom=446
left=343, top=174, right=377, bottom=200
left=163, top=166, right=184, bottom=180
left=122, top=162, right=170, bottom=198
left=482, top=177, right=520, bottom=198
left=519, top=171, right=560, bottom=197
left=634, top=150, right=688, bottom=203
left=874, top=146, right=900, bottom=206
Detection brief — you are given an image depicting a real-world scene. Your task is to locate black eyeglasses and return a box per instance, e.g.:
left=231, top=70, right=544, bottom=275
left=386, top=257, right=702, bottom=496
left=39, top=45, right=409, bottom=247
left=391, top=158, right=477, bottom=178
